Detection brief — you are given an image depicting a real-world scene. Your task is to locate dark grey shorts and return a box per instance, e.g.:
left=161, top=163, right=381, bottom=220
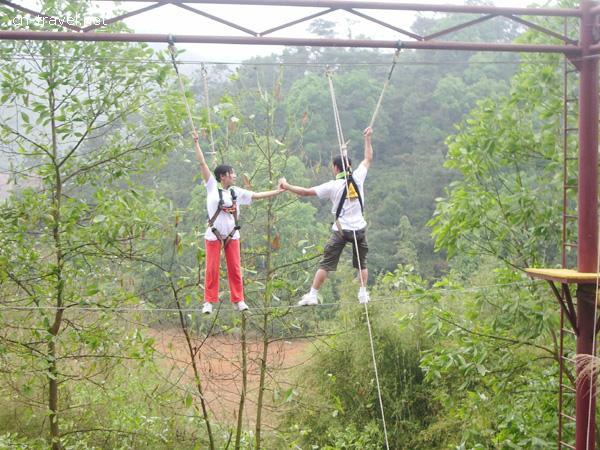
left=319, top=228, right=368, bottom=272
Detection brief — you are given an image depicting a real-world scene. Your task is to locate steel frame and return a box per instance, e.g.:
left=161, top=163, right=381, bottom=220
left=2, top=1, right=600, bottom=450
left=0, top=0, right=585, bottom=54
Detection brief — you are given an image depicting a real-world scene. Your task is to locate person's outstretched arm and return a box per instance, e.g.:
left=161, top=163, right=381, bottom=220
left=251, top=188, right=283, bottom=200
left=361, top=126, right=373, bottom=169
left=193, top=130, right=212, bottom=183
left=278, top=178, right=317, bottom=197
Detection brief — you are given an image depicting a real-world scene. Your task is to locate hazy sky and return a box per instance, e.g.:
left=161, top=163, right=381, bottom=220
left=83, top=0, right=542, bottom=62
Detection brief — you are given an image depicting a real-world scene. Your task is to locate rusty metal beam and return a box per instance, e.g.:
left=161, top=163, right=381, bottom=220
left=174, top=3, right=258, bottom=36
left=259, top=8, right=336, bottom=36
left=576, top=3, right=598, bottom=449
left=423, top=14, right=496, bottom=41
left=0, top=31, right=582, bottom=55
left=88, top=0, right=581, bottom=17
left=548, top=281, right=578, bottom=333
left=502, top=14, right=578, bottom=45
left=344, top=8, right=422, bottom=41
left=82, top=2, right=164, bottom=32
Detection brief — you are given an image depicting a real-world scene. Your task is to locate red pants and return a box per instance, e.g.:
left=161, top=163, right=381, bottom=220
left=204, top=239, right=244, bottom=303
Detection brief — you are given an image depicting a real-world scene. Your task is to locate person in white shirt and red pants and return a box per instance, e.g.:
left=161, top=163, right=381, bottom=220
left=278, top=127, right=373, bottom=306
left=192, top=132, right=283, bottom=315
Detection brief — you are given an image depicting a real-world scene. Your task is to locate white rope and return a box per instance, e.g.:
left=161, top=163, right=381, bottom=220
left=369, top=48, right=401, bottom=129
left=326, top=67, right=347, bottom=158
left=168, top=41, right=197, bottom=138
left=201, top=63, right=217, bottom=158
left=586, top=222, right=600, bottom=449
left=326, top=68, right=390, bottom=450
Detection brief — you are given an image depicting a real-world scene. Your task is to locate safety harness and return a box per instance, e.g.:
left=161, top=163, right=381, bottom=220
left=334, top=169, right=363, bottom=235
left=208, top=186, right=240, bottom=247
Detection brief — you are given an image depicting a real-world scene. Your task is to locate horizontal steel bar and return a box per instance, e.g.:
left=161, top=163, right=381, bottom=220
left=562, top=325, right=577, bottom=333
left=88, top=0, right=581, bottom=17
left=561, top=412, right=576, bottom=421
left=560, top=441, right=575, bottom=449
left=0, top=31, right=581, bottom=54
left=561, top=383, right=577, bottom=392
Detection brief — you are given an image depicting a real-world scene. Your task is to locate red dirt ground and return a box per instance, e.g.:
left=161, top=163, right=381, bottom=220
left=150, top=328, right=312, bottom=428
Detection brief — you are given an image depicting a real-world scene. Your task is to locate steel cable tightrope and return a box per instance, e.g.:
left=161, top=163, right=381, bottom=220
left=324, top=48, right=402, bottom=450
left=0, top=278, right=541, bottom=313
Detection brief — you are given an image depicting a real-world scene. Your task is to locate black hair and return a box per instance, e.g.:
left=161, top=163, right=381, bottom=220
left=332, top=155, right=352, bottom=172
left=214, top=164, right=234, bottom=182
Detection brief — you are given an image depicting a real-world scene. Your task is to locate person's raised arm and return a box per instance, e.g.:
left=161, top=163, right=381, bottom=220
left=192, top=130, right=211, bottom=183
left=278, top=178, right=317, bottom=197
left=361, top=126, right=373, bottom=169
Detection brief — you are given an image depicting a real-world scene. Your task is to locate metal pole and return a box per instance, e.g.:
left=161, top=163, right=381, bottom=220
left=0, top=31, right=581, bottom=54
left=576, top=1, right=598, bottom=449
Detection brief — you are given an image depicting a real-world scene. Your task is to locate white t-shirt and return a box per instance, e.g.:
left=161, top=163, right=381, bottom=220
left=204, top=175, right=253, bottom=241
left=313, top=163, right=367, bottom=231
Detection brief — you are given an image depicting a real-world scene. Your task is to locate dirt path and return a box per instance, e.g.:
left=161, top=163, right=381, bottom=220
left=150, top=328, right=312, bottom=428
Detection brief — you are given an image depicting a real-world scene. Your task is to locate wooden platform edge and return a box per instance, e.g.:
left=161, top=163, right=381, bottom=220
left=525, top=268, right=600, bottom=284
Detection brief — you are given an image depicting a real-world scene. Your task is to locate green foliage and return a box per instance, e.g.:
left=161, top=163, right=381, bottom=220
left=0, top=4, right=576, bottom=449
left=429, top=52, right=569, bottom=269
left=418, top=270, right=560, bottom=449
left=284, top=292, right=435, bottom=449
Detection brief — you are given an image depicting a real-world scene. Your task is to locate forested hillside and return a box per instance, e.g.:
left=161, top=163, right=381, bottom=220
left=0, top=0, right=581, bottom=448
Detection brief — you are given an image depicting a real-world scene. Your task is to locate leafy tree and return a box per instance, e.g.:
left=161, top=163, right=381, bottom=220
left=0, top=2, right=181, bottom=447
left=424, top=5, right=578, bottom=446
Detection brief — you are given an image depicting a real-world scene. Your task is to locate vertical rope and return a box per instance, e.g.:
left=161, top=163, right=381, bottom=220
left=201, top=63, right=218, bottom=160
left=369, top=47, right=402, bottom=129
left=168, top=40, right=197, bottom=137
left=326, top=68, right=390, bottom=450
left=586, top=222, right=600, bottom=448
left=326, top=67, right=347, bottom=159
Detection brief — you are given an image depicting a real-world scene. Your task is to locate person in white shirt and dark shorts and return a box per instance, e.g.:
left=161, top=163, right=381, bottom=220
left=192, top=132, right=283, bottom=315
left=279, top=127, right=373, bottom=306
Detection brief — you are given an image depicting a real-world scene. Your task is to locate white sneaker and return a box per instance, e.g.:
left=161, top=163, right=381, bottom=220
left=235, top=301, right=249, bottom=312
left=298, top=293, right=318, bottom=306
left=202, top=302, right=213, bottom=314
left=358, top=290, right=370, bottom=304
